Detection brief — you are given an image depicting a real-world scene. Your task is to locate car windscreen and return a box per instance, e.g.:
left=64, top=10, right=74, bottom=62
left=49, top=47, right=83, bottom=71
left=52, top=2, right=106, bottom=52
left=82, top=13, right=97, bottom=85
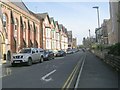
left=58, top=51, right=61, bottom=52
left=19, top=49, right=31, bottom=53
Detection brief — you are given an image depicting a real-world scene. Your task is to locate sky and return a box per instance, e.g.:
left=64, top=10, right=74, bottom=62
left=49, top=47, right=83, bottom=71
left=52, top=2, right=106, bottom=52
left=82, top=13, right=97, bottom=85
left=22, top=1, right=110, bottom=45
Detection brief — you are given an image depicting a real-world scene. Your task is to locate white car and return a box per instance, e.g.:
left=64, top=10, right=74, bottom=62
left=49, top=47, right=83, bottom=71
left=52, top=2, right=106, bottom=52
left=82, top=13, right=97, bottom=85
left=37, top=48, right=44, bottom=63
left=11, top=48, right=43, bottom=66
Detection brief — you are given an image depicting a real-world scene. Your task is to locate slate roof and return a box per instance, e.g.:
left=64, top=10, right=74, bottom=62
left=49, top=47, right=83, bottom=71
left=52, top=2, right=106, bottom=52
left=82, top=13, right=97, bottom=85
left=9, top=0, right=30, bottom=14
left=50, top=17, right=56, bottom=27
left=29, top=10, right=43, bottom=20
left=58, top=24, right=63, bottom=30
left=50, top=17, right=54, bottom=22
left=36, top=13, right=48, bottom=19
left=36, top=13, right=51, bottom=23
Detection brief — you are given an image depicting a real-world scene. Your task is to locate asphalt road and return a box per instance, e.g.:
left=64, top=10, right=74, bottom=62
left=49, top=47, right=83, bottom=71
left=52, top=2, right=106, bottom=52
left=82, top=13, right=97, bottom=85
left=2, top=51, right=85, bottom=88
left=2, top=50, right=119, bottom=89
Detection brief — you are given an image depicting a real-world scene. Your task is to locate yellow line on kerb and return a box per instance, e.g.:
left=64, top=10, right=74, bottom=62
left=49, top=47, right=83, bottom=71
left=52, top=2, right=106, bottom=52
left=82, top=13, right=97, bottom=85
left=61, top=56, right=84, bottom=90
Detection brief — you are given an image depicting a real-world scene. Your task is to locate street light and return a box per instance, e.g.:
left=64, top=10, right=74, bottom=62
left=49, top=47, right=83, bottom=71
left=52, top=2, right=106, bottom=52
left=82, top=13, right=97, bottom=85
left=93, top=6, right=103, bottom=51
left=93, top=6, right=100, bottom=28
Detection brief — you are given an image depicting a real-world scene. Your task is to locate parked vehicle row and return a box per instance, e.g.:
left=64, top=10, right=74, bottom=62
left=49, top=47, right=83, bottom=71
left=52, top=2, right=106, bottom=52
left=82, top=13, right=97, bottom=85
left=55, top=50, right=66, bottom=57
left=66, top=48, right=79, bottom=54
left=11, top=47, right=79, bottom=67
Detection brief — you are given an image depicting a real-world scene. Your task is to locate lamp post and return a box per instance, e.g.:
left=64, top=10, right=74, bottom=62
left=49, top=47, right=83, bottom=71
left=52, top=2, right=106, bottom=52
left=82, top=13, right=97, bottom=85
left=93, top=6, right=100, bottom=28
left=88, top=29, right=92, bottom=49
left=93, top=6, right=103, bottom=51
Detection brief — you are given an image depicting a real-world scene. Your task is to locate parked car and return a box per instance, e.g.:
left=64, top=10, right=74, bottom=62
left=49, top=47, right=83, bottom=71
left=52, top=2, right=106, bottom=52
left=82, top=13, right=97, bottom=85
left=66, top=48, right=73, bottom=54
left=67, top=50, right=73, bottom=54
left=52, top=50, right=58, bottom=57
left=56, top=50, right=66, bottom=57
left=37, top=48, right=44, bottom=63
left=11, top=48, right=42, bottom=66
left=72, top=48, right=79, bottom=53
left=43, top=50, right=54, bottom=60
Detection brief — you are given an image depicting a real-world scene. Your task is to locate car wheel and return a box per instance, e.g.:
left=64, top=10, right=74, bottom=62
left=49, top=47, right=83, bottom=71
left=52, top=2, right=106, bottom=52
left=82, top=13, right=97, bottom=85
left=52, top=56, right=55, bottom=59
left=11, top=63, right=15, bottom=67
left=40, top=57, right=44, bottom=63
left=27, top=58, right=32, bottom=66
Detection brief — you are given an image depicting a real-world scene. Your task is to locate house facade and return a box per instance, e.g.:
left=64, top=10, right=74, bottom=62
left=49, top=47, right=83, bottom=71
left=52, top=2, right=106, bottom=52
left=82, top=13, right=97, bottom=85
left=1, top=1, right=41, bottom=53
left=55, top=21, right=60, bottom=50
left=36, top=13, right=52, bottom=50
left=50, top=17, right=56, bottom=51
left=67, top=31, right=73, bottom=48
left=0, top=1, right=69, bottom=62
left=0, top=3, right=6, bottom=62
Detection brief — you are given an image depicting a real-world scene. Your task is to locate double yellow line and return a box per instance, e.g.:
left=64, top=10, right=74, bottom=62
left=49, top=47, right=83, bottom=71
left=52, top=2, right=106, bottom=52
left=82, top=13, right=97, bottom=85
left=61, top=56, right=84, bottom=90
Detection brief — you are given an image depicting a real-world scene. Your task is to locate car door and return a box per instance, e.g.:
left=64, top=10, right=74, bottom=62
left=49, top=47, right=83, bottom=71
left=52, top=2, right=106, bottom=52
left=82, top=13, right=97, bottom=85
left=35, top=49, right=40, bottom=61
left=31, top=49, right=36, bottom=62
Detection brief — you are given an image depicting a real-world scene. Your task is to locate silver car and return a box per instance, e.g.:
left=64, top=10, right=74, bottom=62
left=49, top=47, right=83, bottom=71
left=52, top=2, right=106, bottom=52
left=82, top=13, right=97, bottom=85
left=11, top=48, right=41, bottom=66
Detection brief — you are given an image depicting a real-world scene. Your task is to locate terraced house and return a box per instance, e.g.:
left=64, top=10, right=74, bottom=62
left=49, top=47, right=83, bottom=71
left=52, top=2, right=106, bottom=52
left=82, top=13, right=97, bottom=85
left=0, top=0, right=68, bottom=62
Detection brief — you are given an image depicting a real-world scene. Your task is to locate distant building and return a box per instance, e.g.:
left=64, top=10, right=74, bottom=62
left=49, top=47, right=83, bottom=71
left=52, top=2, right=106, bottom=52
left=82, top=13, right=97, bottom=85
left=82, top=37, right=91, bottom=48
left=95, top=19, right=109, bottom=46
left=72, top=38, right=77, bottom=48
left=83, top=36, right=96, bottom=49
left=101, top=19, right=109, bottom=45
left=67, top=31, right=73, bottom=48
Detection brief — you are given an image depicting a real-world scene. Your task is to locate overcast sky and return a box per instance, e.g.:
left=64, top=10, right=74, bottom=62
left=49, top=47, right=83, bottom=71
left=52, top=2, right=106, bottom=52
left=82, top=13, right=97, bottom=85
left=23, top=1, right=110, bottom=45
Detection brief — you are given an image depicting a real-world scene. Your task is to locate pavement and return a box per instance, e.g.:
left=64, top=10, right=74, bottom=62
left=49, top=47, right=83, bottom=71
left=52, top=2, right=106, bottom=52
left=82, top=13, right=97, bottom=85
left=77, top=51, right=118, bottom=88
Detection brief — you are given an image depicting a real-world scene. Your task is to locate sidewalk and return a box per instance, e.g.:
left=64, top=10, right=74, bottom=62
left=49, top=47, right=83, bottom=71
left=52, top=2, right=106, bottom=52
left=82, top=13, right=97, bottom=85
left=1, top=61, right=11, bottom=78
left=78, top=51, right=118, bottom=88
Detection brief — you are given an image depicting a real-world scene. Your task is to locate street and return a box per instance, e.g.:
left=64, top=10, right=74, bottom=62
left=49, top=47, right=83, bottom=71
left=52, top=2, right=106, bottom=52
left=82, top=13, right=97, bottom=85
left=2, top=50, right=118, bottom=89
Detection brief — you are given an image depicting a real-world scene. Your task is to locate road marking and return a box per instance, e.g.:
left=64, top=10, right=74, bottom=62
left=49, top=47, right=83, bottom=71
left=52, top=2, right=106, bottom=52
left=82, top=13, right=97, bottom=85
left=74, top=54, right=87, bottom=90
left=55, top=57, right=64, bottom=59
left=62, top=56, right=84, bottom=90
left=41, top=69, right=56, bottom=82
left=62, top=63, right=78, bottom=89
left=6, top=68, right=12, bottom=75
left=0, top=68, right=12, bottom=78
left=66, top=60, right=82, bottom=89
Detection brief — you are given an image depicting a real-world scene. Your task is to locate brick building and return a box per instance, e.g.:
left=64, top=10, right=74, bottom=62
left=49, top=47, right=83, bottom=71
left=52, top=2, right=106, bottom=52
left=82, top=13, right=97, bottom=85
left=0, top=1, right=69, bottom=62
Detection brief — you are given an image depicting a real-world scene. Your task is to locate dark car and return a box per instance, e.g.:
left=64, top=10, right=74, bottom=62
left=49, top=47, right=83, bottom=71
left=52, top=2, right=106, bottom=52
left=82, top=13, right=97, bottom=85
left=43, top=50, right=54, bottom=60
left=66, top=48, right=73, bottom=54
left=56, top=50, right=66, bottom=57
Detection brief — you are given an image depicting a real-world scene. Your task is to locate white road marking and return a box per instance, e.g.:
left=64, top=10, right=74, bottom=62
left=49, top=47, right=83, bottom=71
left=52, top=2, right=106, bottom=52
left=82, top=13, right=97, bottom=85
left=41, top=70, right=56, bottom=82
left=55, top=57, right=64, bottom=59
left=74, top=54, right=87, bottom=90
left=0, top=68, right=12, bottom=78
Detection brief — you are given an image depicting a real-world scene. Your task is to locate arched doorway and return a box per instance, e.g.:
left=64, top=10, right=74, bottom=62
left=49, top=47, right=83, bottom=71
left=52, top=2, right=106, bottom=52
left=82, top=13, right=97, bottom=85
left=0, top=31, right=5, bottom=61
